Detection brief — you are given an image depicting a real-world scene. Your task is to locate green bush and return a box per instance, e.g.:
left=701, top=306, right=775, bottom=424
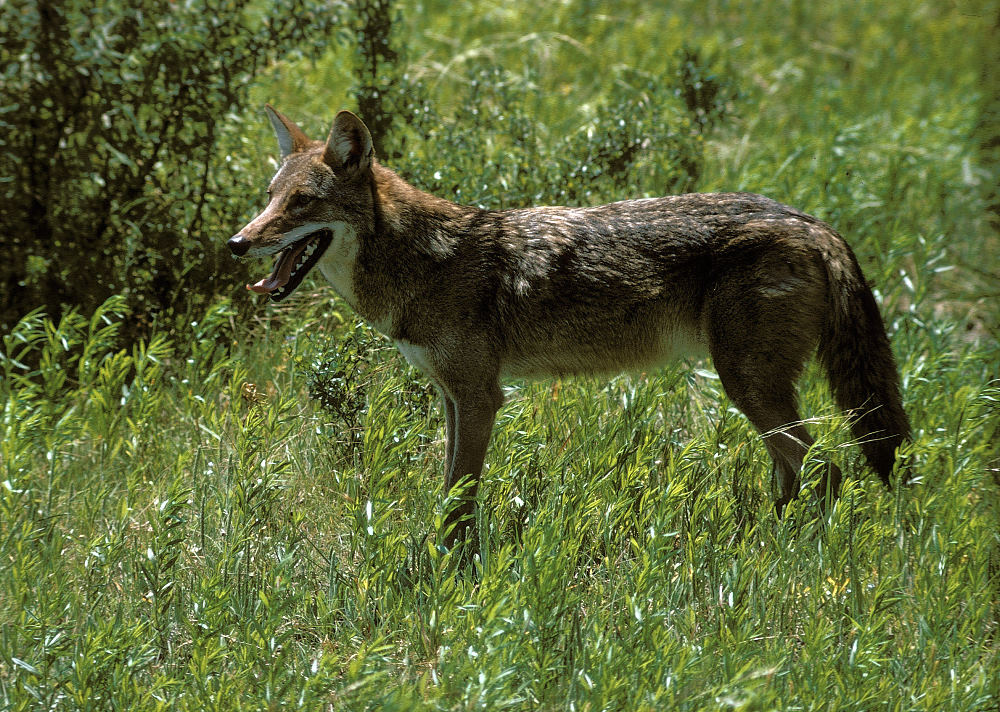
left=0, top=0, right=342, bottom=333
left=370, top=60, right=736, bottom=214
left=344, top=0, right=738, bottom=205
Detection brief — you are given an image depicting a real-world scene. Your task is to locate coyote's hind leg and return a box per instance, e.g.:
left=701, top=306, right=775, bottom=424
left=705, top=256, right=842, bottom=513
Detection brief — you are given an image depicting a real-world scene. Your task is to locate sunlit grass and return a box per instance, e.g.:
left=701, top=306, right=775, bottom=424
left=2, top=288, right=996, bottom=710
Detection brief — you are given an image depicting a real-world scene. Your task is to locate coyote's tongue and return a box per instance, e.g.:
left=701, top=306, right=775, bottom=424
left=246, top=241, right=309, bottom=294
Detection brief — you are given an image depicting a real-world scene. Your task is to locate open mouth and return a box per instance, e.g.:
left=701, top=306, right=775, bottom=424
left=246, top=230, right=333, bottom=302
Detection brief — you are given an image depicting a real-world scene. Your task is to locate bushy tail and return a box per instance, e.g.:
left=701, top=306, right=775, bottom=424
left=818, top=247, right=911, bottom=486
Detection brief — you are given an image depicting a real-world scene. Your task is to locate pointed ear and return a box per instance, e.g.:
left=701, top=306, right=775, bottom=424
left=264, top=104, right=310, bottom=159
left=323, top=111, right=373, bottom=172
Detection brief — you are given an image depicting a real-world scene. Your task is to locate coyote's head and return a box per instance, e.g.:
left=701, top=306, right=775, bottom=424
left=228, top=106, right=374, bottom=302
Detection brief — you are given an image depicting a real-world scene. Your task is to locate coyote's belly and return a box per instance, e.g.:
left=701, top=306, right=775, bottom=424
left=500, top=311, right=706, bottom=378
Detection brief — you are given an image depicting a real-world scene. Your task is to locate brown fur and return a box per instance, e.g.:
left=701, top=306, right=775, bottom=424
left=230, top=108, right=911, bottom=542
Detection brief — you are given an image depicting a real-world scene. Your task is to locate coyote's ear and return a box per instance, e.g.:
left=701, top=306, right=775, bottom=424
left=324, top=111, right=373, bottom=173
left=264, top=104, right=310, bottom=159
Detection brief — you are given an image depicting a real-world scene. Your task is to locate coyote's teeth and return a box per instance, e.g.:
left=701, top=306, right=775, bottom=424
left=293, top=237, right=319, bottom=272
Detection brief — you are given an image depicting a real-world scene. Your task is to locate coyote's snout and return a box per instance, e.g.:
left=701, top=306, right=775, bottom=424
left=230, top=106, right=911, bottom=544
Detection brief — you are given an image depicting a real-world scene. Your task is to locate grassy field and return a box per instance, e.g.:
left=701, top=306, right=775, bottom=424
left=2, top=0, right=999, bottom=709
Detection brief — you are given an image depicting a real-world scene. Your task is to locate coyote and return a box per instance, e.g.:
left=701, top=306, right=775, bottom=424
left=228, top=106, right=910, bottom=542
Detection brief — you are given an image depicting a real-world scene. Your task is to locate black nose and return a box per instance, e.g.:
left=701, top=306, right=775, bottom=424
left=227, top=234, right=250, bottom=257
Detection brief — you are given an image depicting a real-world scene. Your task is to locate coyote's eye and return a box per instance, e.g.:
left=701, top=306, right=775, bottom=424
left=288, top=192, right=313, bottom=209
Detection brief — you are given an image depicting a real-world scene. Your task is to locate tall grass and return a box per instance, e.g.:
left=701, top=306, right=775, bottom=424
left=2, top=0, right=998, bottom=709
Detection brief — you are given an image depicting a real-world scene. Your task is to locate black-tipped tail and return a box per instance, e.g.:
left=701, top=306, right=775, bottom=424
left=819, top=252, right=910, bottom=486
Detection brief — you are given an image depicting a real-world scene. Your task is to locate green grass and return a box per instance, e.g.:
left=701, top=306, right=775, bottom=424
left=2, top=0, right=999, bottom=709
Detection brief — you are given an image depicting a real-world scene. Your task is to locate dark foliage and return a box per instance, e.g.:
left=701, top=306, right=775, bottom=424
left=351, top=0, right=397, bottom=159
left=0, top=0, right=343, bottom=332
left=673, top=45, right=740, bottom=133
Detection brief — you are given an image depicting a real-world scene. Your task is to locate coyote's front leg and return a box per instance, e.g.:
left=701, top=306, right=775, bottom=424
left=438, top=390, right=458, bottom=476
left=440, top=378, right=503, bottom=548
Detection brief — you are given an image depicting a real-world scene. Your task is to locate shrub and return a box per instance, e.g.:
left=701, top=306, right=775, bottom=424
left=382, top=58, right=737, bottom=211
left=0, top=0, right=343, bottom=333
